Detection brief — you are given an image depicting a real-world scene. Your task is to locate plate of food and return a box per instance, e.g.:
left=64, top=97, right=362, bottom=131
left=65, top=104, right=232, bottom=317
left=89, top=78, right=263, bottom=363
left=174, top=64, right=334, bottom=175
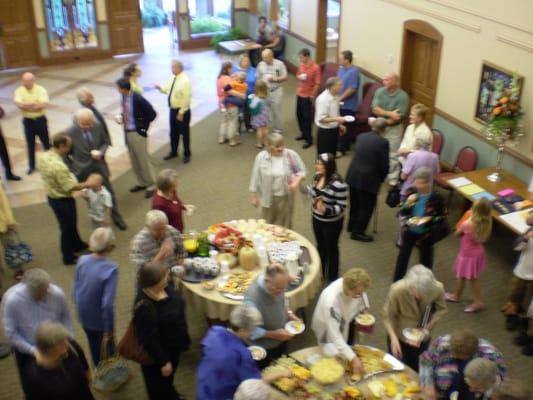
left=217, top=271, right=255, bottom=300
left=248, top=345, right=266, bottom=361
left=407, top=216, right=432, bottom=227
left=352, top=345, right=404, bottom=379
left=264, top=356, right=312, bottom=394
left=285, top=320, right=305, bottom=335
left=355, top=313, right=375, bottom=334
left=403, top=327, right=428, bottom=343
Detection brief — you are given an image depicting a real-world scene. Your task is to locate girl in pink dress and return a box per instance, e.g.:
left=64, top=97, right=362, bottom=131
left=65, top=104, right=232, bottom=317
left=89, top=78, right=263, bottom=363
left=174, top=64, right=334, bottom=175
left=445, top=198, right=492, bottom=313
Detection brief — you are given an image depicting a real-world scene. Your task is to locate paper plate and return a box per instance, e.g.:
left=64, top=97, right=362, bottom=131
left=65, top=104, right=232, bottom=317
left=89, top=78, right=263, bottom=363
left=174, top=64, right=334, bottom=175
left=344, top=115, right=356, bottom=123
left=248, top=345, right=266, bottom=360
left=285, top=320, right=305, bottom=335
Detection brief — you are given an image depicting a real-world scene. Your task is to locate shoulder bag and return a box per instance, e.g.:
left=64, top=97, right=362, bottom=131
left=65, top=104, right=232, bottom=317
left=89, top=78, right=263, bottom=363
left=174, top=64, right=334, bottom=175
left=117, top=300, right=154, bottom=365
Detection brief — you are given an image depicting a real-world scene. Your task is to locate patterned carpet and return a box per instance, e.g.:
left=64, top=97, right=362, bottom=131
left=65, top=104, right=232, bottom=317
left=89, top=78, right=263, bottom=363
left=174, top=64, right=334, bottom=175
left=0, top=78, right=530, bottom=399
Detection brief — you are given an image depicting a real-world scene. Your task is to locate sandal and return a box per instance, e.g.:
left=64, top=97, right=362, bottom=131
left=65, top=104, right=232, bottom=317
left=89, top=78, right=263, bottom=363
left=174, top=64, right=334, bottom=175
left=445, top=293, right=459, bottom=303
left=464, top=303, right=485, bottom=313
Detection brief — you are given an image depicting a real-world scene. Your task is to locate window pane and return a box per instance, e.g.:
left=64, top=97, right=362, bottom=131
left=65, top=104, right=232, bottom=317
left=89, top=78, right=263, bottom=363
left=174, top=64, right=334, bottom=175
left=44, top=0, right=74, bottom=51
left=258, top=0, right=269, bottom=17
left=188, top=0, right=231, bottom=36
left=278, top=0, right=289, bottom=28
left=72, top=0, right=98, bottom=48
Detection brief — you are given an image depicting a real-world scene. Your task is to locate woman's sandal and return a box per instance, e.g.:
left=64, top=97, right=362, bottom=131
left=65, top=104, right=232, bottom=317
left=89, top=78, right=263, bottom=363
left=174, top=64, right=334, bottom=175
left=464, top=303, right=485, bottom=313
left=445, top=293, right=459, bottom=303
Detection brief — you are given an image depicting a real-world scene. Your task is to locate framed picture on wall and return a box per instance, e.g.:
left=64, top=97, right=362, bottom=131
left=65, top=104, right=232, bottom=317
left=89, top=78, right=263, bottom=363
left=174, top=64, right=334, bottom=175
left=475, top=61, right=524, bottom=124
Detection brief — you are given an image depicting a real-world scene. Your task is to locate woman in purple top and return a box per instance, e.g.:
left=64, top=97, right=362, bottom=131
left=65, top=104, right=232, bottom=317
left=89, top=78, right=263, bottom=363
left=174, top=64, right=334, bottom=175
left=400, top=136, right=440, bottom=200
left=73, top=227, right=118, bottom=365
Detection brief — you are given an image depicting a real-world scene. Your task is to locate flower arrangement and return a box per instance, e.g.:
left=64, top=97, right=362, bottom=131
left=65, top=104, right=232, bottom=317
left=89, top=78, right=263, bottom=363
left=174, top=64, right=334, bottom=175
left=485, top=75, right=524, bottom=146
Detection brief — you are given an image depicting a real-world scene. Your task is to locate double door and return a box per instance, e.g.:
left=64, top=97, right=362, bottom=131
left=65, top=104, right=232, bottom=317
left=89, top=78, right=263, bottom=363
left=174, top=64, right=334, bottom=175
left=0, top=0, right=36, bottom=69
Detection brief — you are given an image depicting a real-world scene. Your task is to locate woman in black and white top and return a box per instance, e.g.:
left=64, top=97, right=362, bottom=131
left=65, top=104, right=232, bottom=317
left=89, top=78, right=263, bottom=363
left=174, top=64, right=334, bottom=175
left=310, top=153, right=348, bottom=282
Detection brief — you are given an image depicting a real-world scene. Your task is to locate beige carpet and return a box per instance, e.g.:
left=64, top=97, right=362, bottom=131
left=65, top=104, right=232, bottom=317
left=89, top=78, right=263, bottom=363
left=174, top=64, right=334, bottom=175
left=0, top=78, right=531, bottom=398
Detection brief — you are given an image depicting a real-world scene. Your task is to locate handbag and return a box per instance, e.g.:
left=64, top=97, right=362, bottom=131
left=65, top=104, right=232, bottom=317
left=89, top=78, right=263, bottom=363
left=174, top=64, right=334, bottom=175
left=117, top=300, right=154, bottom=365
left=385, top=186, right=401, bottom=208
left=4, top=232, right=32, bottom=269
left=426, top=219, right=451, bottom=245
left=92, top=336, right=131, bottom=392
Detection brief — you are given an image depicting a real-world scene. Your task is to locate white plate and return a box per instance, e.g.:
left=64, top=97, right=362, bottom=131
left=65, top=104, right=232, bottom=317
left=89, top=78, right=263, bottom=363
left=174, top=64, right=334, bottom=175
left=285, top=320, right=305, bottom=335
left=217, top=276, right=245, bottom=300
left=343, top=115, right=356, bottom=123
left=248, top=345, right=267, bottom=360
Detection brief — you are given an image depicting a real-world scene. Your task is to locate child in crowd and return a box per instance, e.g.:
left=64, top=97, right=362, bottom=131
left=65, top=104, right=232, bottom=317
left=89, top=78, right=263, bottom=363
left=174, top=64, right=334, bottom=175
left=82, top=173, right=112, bottom=230
left=248, top=80, right=271, bottom=149
left=222, top=72, right=248, bottom=114
left=501, top=210, right=533, bottom=334
left=445, top=198, right=492, bottom=313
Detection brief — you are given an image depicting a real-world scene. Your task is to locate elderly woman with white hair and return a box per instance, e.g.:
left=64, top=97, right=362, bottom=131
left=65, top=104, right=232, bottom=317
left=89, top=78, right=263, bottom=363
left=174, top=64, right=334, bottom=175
left=73, top=227, right=118, bottom=365
left=393, top=167, right=448, bottom=281
left=197, top=305, right=289, bottom=399
left=400, top=136, right=440, bottom=200
left=382, top=264, right=447, bottom=371
left=250, top=133, right=306, bottom=228
left=130, top=209, right=184, bottom=270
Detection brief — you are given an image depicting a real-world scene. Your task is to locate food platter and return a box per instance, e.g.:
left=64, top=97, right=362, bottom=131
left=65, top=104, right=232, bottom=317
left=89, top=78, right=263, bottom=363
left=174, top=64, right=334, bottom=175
left=351, top=345, right=404, bottom=381
left=217, top=271, right=256, bottom=300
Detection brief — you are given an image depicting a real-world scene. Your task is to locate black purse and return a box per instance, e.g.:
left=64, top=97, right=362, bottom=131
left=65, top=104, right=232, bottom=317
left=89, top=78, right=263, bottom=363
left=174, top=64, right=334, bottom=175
left=426, top=219, right=451, bottom=245
left=385, top=186, right=401, bottom=208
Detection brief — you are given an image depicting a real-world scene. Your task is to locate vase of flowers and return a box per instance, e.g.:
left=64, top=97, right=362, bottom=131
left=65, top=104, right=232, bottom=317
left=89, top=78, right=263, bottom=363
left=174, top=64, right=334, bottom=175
left=484, top=75, right=524, bottom=182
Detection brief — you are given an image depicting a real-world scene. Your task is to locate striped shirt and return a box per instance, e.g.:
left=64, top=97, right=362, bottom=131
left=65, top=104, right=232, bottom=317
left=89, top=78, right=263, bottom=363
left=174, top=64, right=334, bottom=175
left=310, top=174, right=348, bottom=222
left=419, top=334, right=505, bottom=395
left=130, top=225, right=184, bottom=270
left=256, top=59, right=287, bottom=92
left=2, top=283, right=72, bottom=354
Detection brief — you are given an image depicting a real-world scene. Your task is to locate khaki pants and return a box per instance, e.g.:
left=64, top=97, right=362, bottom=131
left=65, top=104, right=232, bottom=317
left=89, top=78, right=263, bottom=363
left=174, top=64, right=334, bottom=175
left=219, top=108, right=239, bottom=142
left=261, top=194, right=294, bottom=228
left=125, top=132, right=155, bottom=188
left=384, top=124, right=403, bottom=184
left=269, top=88, right=284, bottom=131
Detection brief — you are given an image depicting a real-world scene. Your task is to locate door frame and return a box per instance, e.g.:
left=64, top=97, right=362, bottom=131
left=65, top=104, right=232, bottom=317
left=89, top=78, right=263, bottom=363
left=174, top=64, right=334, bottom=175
left=399, top=20, right=443, bottom=125
left=316, top=0, right=342, bottom=64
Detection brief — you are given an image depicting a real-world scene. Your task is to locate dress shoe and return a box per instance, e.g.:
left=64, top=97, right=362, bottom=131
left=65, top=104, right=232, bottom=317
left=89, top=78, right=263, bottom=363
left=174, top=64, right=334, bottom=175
left=295, top=136, right=305, bottom=141
left=513, top=331, right=529, bottom=346
left=522, top=341, right=533, bottom=356
left=505, top=315, right=520, bottom=331
left=6, top=173, right=21, bottom=181
left=26, top=167, right=35, bottom=175
left=184, top=157, right=191, bottom=164
left=130, top=185, right=146, bottom=193
left=350, top=233, right=374, bottom=242
left=113, top=215, right=128, bottom=231
left=302, top=143, right=313, bottom=149
left=163, top=153, right=177, bottom=161
left=145, top=189, right=155, bottom=199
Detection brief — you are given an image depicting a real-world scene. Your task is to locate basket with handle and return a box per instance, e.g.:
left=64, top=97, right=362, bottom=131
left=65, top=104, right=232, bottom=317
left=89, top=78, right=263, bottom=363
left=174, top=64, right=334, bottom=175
left=92, top=336, right=131, bottom=392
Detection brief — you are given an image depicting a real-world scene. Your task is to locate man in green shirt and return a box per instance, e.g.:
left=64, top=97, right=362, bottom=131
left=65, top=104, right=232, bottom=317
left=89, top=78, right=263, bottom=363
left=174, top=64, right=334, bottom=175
left=38, top=133, right=98, bottom=265
left=372, top=72, right=409, bottom=184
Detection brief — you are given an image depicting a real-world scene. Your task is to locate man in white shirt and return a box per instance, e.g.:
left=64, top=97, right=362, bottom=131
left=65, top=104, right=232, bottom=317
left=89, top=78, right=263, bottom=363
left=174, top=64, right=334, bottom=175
left=311, top=268, right=371, bottom=374
left=256, top=49, right=287, bottom=132
left=314, top=77, right=346, bottom=155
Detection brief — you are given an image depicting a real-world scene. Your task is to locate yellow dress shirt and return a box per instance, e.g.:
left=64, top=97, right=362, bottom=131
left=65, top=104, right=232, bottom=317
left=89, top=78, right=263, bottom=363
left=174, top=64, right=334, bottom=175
left=0, top=185, right=15, bottom=233
left=161, top=72, right=192, bottom=114
left=37, top=151, right=78, bottom=199
left=13, top=84, right=49, bottom=119
left=130, top=79, right=144, bottom=94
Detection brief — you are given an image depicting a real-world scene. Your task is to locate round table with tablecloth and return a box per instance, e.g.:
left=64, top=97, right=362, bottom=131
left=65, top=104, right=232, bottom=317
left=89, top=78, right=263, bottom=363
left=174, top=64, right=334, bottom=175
left=179, top=222, right=322, bottom=321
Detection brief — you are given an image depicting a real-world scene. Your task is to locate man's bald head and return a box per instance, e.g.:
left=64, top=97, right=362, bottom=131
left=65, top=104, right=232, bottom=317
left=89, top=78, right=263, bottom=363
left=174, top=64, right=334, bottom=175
left=383, top=72, right=399, bottom=90
left=261, top=49, right=274, bottom=64
left=21, top=72, right=34, bottom=89
left=76, top=87, right=94, bottom=106
left=75, top=108, right=95, bottom=130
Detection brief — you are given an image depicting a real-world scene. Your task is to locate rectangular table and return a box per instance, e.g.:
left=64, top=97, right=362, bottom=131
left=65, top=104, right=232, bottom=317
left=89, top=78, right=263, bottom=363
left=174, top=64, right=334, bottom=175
left=446, top=167, right=531, bottom=235
left=218, top=39, right=261, bottom=54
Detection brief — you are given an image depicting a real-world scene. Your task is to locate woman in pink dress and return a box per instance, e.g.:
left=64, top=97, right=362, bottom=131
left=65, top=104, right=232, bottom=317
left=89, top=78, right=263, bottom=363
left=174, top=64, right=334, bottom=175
left=445, top=198, right=492, bottom=313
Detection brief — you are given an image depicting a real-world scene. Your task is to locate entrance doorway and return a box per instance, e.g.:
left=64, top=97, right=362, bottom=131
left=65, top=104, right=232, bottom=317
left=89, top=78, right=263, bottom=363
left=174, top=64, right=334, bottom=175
left=139, top=0, right=176, bottom=56
left=399, top=20, right=442, bottom=126
left=0, top=0, right=37, bottom=69
left=316, top=0, right=341, bottom=64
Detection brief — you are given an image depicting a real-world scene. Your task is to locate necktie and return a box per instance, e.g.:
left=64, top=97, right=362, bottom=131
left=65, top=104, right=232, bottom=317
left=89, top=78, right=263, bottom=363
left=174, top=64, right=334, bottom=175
left=168, top=75, right=177, bottom=108
left=83, top=130, right=94, bottom=149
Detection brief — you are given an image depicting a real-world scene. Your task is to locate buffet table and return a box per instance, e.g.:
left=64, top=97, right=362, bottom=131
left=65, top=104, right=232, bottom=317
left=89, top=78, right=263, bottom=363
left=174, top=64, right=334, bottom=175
left=179, top=222, right=322, bottom=321
left=269, top=346, right=420, bottom=400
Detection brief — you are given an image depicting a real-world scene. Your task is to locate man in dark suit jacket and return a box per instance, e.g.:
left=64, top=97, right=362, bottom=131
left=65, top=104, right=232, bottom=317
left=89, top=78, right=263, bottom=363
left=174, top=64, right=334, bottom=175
left=65, top=108, right=127, bottom=230
left=116, top=77, right=157, bottom=199
left=77, top=87, right=112, bottom=146
left=346, top=117, right=389, bottom=242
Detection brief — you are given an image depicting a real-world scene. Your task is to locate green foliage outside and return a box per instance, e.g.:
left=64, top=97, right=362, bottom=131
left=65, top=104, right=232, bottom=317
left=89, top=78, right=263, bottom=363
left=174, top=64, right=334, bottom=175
left=210, top=27, right=248, bottom=49
left=142, top=5, right=167, bottom=28
left=190, top=16, right=227, bottom=34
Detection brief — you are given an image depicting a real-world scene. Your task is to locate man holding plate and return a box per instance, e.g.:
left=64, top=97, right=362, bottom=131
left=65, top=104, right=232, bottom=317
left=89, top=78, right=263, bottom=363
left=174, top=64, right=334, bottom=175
left=311, top=268, right=371, bottom=375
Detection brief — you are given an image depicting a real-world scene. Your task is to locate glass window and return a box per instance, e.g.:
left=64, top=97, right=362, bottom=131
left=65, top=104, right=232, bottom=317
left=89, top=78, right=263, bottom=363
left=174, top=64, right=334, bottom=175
left=257, top=0, right=269, bottom=18
left=44, top=0, right=98, bottom=52
left=188, top=0, right=231, bottom=36
left=278, top=0, right=289, bottom=28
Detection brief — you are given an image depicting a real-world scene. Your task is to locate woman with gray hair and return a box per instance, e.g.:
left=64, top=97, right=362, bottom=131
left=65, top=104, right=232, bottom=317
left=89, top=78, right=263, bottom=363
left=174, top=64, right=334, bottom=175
left=24, top=321, right=94, bottom=400
left=463, top=358, right=500, bottom=399
left=250, top=133, right=306, bottom=228
left=382, top=264, right=447, bottom=371
left=197, top=305, right=289, bottom=399
left=73, top=227, right=118, bottom=365
left=393, top=167, right=448, bottom=281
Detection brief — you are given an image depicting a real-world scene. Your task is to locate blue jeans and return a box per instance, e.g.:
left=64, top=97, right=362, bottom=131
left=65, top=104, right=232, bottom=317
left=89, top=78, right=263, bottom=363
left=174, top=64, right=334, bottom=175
left=83, top=327, right=115, bottom=365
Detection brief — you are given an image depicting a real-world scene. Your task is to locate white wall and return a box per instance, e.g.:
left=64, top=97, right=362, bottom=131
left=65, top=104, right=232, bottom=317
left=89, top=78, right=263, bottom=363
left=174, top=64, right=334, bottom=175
left=339, top=0, right=533, bottom=161
left=290, top=0, right=318, bottom=43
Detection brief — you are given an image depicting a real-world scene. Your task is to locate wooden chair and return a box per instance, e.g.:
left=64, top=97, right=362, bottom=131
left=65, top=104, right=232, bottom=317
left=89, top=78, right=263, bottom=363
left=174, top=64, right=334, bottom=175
left=431, top=129, right=444, bottom=156
left=435, top=146, right=478, bottom=204
left=352, top=82, right=383, bottom=138
left=318, top=62, right=339, bottom=93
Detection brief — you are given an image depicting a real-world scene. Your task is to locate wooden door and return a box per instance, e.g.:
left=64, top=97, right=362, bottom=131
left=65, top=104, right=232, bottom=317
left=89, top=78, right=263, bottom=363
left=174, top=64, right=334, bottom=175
left=0, top=0, right=36, bottom=69
left=400, top=20, right=442, bottom=126
left=107, top=0, right=144, bottom=55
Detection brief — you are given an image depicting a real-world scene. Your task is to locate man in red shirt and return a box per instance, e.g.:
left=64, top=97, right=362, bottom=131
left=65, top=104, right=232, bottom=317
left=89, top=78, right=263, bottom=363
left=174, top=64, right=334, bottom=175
left=295, top=48, right=321, bottom=149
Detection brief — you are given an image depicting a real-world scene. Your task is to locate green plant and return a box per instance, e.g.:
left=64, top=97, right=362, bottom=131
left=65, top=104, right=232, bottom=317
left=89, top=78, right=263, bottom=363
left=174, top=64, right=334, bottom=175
left=190, top=16, right=227, bottom=34
left=141, top=5, right=166, bottom=28
left=210, top=27, right=248, bottom=48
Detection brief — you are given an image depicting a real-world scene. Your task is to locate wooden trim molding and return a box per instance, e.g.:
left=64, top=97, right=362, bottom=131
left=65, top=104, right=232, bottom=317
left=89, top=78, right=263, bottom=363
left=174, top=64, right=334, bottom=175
left=378, top=0, right=481, bottom=33
left=234, top=8, right=250, bottom=12
left=434, top=107, right=533, bottom=167
left=495, top=33, right=533, bottom=53
left=426, top=0, right=533, bottom=36
left=358, top=67, right=381, bottom=83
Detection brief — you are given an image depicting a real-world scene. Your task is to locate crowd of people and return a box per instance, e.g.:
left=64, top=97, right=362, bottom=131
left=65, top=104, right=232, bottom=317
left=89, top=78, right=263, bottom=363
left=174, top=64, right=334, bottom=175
left=0, top=14, right=531, bottom=400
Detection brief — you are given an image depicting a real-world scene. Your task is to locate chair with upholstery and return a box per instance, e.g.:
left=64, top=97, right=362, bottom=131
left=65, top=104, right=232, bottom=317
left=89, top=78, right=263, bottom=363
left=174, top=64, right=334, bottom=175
left=318, top=62, right=339, bottom=93
left=352, top=82, right=383, bottom=138
left=434, top=146, right=478, bottom=204
left=431, top=129, right=444, bottom=156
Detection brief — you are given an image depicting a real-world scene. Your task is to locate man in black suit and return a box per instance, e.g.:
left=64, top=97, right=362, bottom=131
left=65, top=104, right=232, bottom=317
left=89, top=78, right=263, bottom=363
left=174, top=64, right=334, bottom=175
left=116, top=78, right=157, bottom=199
left=346, top=118, right=389, bottom=242
left=77, top=87, right=112, bottom=146
left=65, top=107, right=127, bottom=230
